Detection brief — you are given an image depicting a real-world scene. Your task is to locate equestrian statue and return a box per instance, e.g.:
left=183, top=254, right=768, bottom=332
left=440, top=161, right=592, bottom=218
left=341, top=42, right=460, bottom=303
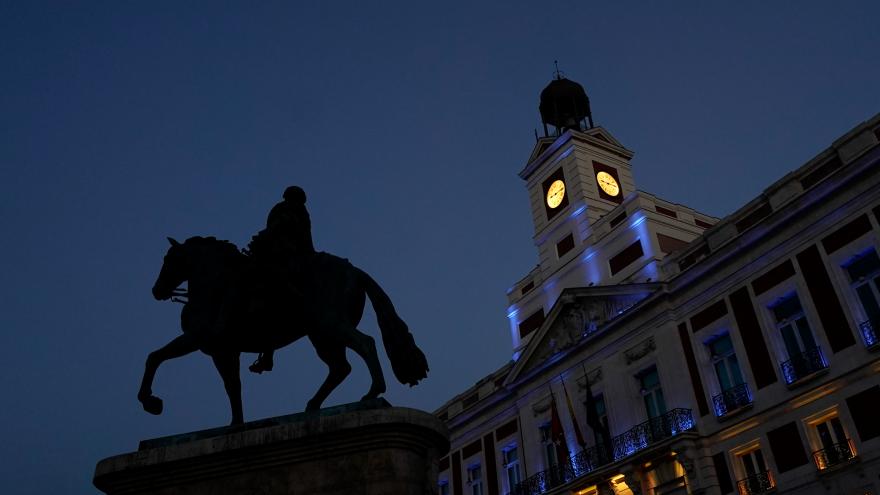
left=137, top=186, right=428, bottom=425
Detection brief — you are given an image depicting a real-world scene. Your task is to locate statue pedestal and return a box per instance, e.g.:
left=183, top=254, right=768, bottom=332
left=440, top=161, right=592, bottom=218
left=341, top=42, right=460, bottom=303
left=94, top=400, right=449, bottom=495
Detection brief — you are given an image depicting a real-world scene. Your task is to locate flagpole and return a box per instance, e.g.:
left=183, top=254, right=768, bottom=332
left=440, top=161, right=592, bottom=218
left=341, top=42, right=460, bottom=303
left=561, top=374, right=587, bottom=451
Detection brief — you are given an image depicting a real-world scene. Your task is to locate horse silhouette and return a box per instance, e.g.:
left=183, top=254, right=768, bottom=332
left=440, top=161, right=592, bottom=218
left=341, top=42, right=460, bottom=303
left=138, top=236, right=428, bottom=425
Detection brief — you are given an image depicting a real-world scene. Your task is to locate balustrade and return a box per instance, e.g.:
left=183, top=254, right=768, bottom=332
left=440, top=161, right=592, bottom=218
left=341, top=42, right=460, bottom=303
left=512, top=409, right=694, bottom=495
left=813, top=439, right=856, bottom=470
left=712, top=383, right=753, bottom=417
left=736, top=470, right=774, bottom=495
left=780, top=346, right=827, bottom=384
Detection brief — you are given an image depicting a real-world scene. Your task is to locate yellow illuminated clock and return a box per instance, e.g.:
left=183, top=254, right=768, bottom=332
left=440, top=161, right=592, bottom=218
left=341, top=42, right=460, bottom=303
left=546, top=179, right=566, bottom=208
left=596, top=171, right=620, bottom=197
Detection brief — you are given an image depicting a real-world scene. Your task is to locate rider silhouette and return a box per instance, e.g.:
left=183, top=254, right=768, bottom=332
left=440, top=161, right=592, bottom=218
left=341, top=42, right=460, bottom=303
left=247, top=185, right=315, bottom=373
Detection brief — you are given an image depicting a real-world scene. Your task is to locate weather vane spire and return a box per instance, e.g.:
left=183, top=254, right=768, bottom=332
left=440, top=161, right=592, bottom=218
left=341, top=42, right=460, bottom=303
left=553, top=60, right=564, bottom=80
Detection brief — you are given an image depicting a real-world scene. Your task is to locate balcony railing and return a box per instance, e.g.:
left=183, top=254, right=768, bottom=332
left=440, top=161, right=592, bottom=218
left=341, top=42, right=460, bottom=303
left=859, top=320, right=878, bottom=348
left=510, top=461, right=574, bottom=495
left=712, top=383, right=753, bottom=417
left=736, top=470, right=774, bottom=495
left=512, top=409, right=694, bottom=495
left=813, top=439, right=856, bottom=471
left=611, top=408, right=695, bottom=460
left=781, top=346, right=828, bottom=384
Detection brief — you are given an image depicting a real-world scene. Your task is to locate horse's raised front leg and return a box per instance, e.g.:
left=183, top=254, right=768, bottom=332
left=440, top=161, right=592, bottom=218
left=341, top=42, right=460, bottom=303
left=212, top=353, right=244, bottom=425
left=345, top=328, right=386, bottom=401
left=305, top=338, right=351, bottom=412
left=138, top=334, right=199, bottom=415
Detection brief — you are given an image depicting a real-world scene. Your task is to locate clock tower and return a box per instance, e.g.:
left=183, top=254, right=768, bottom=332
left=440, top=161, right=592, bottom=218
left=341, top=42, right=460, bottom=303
left=505, top=72, right=715, bottom=357
left=521, top=74, right=637, bottom=277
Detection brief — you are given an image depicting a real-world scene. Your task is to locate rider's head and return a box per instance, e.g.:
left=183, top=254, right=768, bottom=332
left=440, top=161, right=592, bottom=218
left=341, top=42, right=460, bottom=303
left=283, top=186, right=306, bottom=204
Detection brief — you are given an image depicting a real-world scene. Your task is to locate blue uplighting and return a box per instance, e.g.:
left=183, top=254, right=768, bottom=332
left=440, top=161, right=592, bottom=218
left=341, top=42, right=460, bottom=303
left=860, top=320, right=878, bottom=347
left=628, top=214, right=648, bottom=230
left=783, top=366, right=797, bottom=385
left=553, top=146, right=574, bottom=164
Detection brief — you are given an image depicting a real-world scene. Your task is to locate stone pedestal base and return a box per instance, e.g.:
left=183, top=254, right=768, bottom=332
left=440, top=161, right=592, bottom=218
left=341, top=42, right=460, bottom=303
left=94, top=400, right=449, bottom=495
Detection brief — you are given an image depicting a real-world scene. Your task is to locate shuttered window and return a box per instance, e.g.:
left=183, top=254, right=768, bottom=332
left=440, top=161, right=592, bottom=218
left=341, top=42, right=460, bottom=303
left=846, top=386, right=880, bottom=442
left=609, top=240, right=644, bottom=275
left=766, top=422, right=809, bottom=473
left=712, top=452, right=734, bottom=494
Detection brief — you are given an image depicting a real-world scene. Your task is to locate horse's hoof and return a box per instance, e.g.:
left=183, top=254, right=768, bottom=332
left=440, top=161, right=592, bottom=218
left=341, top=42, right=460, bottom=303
left=230, top=418, right=244, bottom=426
left=361, top=385, right=386, bottom=402
left=141, top=395, right=163, bottom=415
left=305, top=400, right=320, bottom=412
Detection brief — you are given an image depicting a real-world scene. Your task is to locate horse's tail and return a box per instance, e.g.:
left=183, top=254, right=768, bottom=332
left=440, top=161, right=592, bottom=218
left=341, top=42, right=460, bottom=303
left=359, top=269, right=428, bottom=386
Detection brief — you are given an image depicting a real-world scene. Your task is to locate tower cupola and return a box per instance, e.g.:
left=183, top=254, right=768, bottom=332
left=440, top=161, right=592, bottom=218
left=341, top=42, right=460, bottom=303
left=538, top=67, right=593, bottom=137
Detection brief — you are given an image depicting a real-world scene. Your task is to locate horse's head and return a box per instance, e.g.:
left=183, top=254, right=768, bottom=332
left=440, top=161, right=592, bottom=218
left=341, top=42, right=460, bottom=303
left=152, top=237, right=188, bottom=300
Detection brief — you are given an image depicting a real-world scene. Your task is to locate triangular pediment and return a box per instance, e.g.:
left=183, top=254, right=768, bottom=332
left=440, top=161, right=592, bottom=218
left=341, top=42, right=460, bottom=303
left=520, top=127, right=633, bottom=180
left=526, top=137, right=557, bottom=165
left=580, top=127, right=627, bottom=149
left=505, top=283, right=662, bottom=385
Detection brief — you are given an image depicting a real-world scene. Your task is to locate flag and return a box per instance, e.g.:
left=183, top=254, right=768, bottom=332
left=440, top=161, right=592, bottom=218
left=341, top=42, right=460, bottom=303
left=583, top=366, right=612, bottom=463
left=549, top=388, right=571, bottom=466
left=562, top=379, right=587, bottom=449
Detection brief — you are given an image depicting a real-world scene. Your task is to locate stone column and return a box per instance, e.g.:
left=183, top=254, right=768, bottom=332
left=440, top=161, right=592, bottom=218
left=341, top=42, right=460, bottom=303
left=94, top=400, right=449, bottom=495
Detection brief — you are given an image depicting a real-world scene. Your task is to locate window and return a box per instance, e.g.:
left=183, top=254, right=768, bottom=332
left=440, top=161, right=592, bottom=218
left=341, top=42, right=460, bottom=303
left=502, top=446, right=521, bottom=489
left=846, top=385, right=880, bottom=441
left=708, top=334, right=752, bottom=416
left=439, top=481, right=449, bottom=495
left=771, top=294, right=826, bottom=383
left=518, top=308, right=545, bottom=339
left=844, top=249, right=880, bottom=347
left=539, top=423, right=558, bottom=468
left=639, top=367, right=667, bottom=419
left=766, top=422, right=810, bottom=472
left=557, top=233, right=575, bottom=258
left=710, top=335, right=744, bottom=391
left=808, top=413, right=856, bottom=470
left=467, top=464, right=483, bottom=495
left=735, top=448, right=774, bottom=495
left=609, top=239, right=644, bottom=275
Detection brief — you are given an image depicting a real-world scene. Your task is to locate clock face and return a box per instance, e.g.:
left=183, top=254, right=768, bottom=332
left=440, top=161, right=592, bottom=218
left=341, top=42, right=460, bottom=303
left=596, top=171, right=620, bottom=197
left=546, top=180, right=566, bottom=208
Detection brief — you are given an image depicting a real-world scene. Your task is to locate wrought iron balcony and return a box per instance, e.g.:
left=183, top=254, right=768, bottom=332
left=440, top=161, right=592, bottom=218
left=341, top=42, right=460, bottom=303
left=780, top=346, right=828, bottom=384
left=859, top=320, right=878, bottom=348
left=509, top=460, right=573, bottom=495
left=512, top=409, right=694, bottom=495
left=813, top=439, right=856, bottom=471
left=611, top=408, right=695, bottom=460
left=736, top=470, right=774, bottom=495
left=712, top=383, right=753, bottom=417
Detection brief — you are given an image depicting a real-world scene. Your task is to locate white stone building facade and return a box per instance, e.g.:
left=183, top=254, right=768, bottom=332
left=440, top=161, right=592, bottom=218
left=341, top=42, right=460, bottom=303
left=435, top=81, right=880, bottom=495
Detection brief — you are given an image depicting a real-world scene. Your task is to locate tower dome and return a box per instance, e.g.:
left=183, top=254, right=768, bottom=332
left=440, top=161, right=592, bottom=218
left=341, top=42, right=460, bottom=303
left=539, top=71, right=593, bottom=137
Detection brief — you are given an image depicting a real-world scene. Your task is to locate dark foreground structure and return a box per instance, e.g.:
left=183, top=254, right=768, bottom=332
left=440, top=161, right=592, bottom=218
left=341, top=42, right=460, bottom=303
left=433, top=74, right=880, bottom=495
left=94, top=400, right=449, bottom=495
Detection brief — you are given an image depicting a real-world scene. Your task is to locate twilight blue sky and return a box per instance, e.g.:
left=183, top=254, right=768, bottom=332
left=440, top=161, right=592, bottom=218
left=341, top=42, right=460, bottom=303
left=1, top=2, right=879, bottom=493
